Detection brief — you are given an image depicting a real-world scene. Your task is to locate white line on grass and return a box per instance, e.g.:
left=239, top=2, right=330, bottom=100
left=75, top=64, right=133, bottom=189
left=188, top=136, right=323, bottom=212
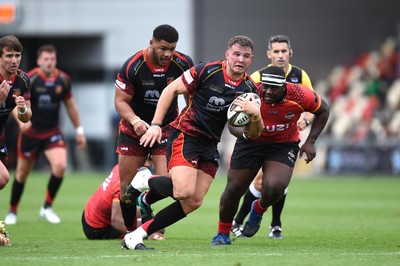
left=7, top=251, right=400, bottom=261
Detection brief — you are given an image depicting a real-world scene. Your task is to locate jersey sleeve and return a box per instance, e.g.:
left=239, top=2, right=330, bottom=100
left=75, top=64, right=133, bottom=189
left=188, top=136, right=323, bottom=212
left=301, top=70, right=314, bottom=90
left=301, top=85, right=321, bottom=113
left=250, top=71, right=261, bottom=83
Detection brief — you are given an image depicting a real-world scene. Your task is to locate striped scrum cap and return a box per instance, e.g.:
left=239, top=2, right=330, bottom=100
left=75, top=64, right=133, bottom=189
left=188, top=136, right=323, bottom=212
left=261, top=73, right=286, bottom=86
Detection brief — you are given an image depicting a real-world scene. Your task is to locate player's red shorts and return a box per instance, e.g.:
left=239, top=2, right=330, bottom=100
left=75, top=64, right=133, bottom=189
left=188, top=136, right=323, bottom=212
left=18, top=128, right=66, bottom=160
left=116, top=124, right=171, bottom=156
left=167, top=128, right=219, bottom=178
left=230, top=139, right=300, bottom=170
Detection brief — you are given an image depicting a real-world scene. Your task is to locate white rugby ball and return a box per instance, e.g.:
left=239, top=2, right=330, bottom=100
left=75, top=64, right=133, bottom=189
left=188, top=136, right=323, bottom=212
left=227, top=92, right=261, bottom=127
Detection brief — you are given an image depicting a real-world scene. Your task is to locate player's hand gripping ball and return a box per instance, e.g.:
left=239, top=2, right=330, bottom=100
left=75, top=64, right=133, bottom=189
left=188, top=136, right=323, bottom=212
left=227, top=92, right=261, bottom=126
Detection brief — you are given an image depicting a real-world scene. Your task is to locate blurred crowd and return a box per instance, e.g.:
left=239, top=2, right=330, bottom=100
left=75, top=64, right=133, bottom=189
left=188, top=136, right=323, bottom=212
left=316, top=33, right=400, bottom=144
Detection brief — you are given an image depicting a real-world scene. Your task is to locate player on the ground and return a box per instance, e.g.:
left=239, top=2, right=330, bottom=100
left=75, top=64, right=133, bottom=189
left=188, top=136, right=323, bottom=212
left=82, top=164, right=164, bottom=240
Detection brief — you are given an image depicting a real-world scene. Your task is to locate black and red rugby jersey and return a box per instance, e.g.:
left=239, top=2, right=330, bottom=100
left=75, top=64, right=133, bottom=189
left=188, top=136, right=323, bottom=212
left=0, top=69, right=30, bottom=134
left=172, top=60, right=258, bottom=142
left=27, top=67, right=72, bottom=131
left=115, top=48, right=193, bottom=128
left=257, top=82, right=321, bottom=143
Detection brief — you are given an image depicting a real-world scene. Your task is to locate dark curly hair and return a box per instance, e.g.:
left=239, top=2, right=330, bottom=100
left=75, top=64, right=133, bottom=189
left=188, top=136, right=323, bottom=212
left=153, top=24, right=179, bottom=43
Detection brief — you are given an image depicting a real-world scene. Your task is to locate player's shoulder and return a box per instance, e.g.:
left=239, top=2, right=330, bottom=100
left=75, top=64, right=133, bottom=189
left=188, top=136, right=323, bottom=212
left=245, top=74, right=259, bottom=90
left=16, top=69, right=30, bottom=87
left=173, top=51, right=194, bottom=67
left=286, top=82, right=315, bottom=99
left=124, top=49, right=145, bottom=67
left=197, top=60, right=223, bottom=73
left=56, top=68, right=71, bottom=82
left=17, top=69, right=30, bottom=81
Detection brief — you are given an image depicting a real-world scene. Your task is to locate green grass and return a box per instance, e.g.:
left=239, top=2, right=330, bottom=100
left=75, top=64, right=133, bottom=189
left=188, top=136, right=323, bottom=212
left=1, top=171, right=399, bottom=266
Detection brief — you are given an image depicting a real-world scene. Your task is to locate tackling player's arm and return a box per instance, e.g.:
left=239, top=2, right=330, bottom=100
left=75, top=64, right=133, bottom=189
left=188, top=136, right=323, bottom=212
left=299, top=97, right=330, bottom=163
left=111, top=200, right=129, bottom=234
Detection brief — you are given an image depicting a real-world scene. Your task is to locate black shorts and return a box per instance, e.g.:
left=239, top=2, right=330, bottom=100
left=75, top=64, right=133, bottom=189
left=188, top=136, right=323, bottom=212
left=81, top=211, right=122, bottom=240
left=19, top=132, right=66, bottom=160
left=116, top=125, right=171, bottom=156
left=167, top=128, right=219, bottom=178
left=230, top=139, right=300, bottom=170
left=0, top=138, right=8, bottom=166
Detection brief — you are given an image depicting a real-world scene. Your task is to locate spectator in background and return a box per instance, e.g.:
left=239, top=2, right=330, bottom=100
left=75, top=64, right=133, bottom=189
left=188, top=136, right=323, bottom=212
left=231, top=35, right=315, bottom=239
left=4, top=44, right=86, bottom=225
left=0, top=34, right=32, bottom=246
left=114, top=24, right=193, bottom=233
left=82, top=164, right=164, bottom=240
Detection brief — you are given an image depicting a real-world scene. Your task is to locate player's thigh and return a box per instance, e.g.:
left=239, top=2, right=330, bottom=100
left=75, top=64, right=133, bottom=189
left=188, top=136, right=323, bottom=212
left=227, top=168, right=258, bottom=195
left=151, top=155, right=168, bottom=176
left=118, top=155, right=147, bottom=189
left=180, top=169, right=213, bottom=214
left=169, top=165, right=198, bottom=199
left=15, top=157, right=35, bottom=182
left=44, top=147, right=67, bottom=176
left=252, top=168, right=263, bottom=191
left=262, top=160, right=293, bottom=193
left=0, top=161, right=9, bottom=189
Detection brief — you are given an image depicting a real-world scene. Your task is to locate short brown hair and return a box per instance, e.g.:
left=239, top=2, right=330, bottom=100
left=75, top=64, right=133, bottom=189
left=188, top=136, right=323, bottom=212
left=228, top=35, right=254, bottom=51
left=0, top=35, right=23, bottom=56
left=37, top=44, right=57, bottom=57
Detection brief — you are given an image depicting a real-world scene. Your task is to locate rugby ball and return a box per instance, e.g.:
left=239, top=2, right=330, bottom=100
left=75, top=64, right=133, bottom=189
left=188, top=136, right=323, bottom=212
left=227, top=92, right=261, bottom=127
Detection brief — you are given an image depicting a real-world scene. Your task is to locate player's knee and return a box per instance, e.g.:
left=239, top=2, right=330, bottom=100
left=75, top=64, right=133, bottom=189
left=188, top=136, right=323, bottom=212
left=0, top=174, right=10, bottom=189
left=52, top=162, right=67, bottom=176
left=173, top=184, right=196, bottom=200
left=173, top=189, right=193, bottom=200
left=182, top=199, right=203, bottom=213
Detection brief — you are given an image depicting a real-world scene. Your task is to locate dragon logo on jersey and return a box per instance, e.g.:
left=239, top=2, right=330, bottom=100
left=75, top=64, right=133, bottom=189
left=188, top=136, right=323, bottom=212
left=55, top=85, right=62, bottom=94
left=285, top=112, right=295, bottom=120
left=167, top=77, right=174, bottom=85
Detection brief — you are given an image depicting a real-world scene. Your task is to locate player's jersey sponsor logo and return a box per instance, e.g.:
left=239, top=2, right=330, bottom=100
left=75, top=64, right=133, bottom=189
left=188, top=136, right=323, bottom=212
left=264, top=123, right=292, bottom=132
left=209, top=84, right=223, bottom=94
left=144, top=90, right=160, bottom=105
left=206, top=96, right=226, bottom=111
left=142, top=80, right=154, bottom=86
left=50, top=134, right=62, bottom=143
left=0, top=147, right=8, bottom=154
left=154, top=67, right=165, bottom=72
left=287, top=149, right=295, bottom=164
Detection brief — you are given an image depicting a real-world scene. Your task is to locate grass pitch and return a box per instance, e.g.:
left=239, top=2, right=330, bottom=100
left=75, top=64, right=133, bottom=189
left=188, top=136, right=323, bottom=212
left=1, top=171, right=399, bottom=266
